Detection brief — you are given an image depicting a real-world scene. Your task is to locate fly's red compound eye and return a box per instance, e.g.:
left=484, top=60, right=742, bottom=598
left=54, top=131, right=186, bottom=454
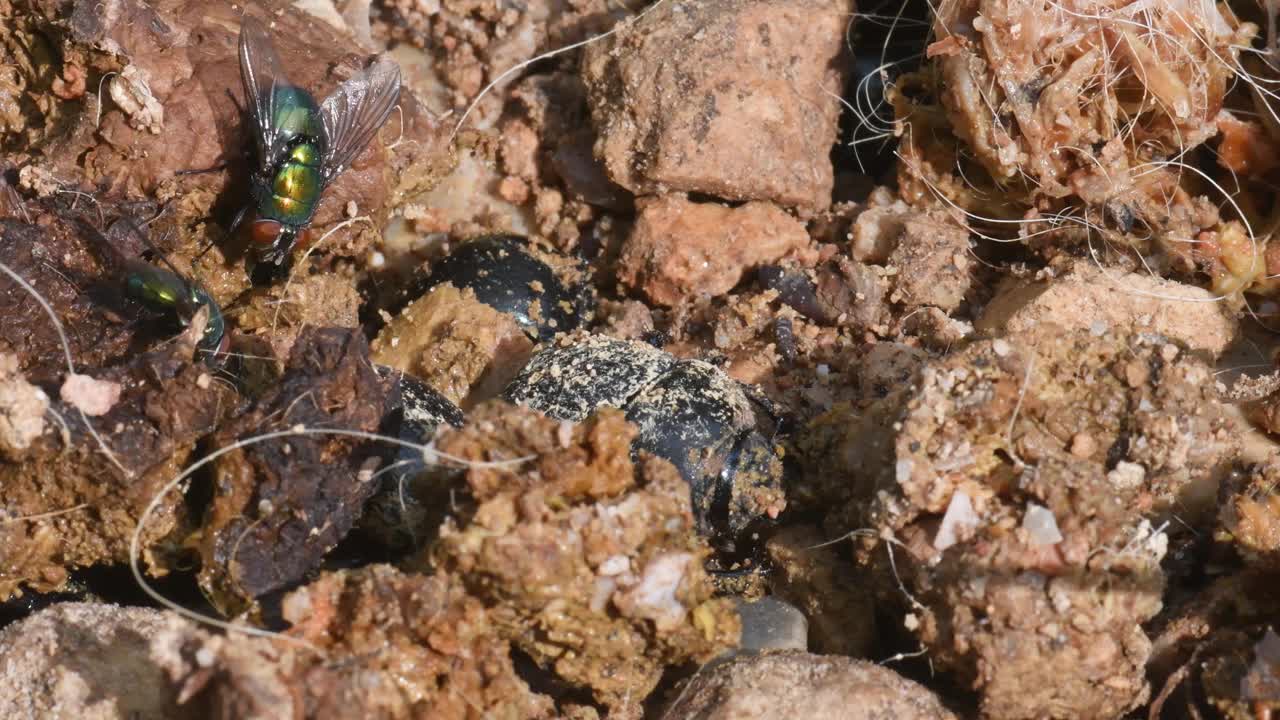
left=248, top=219, right=283, bottom=248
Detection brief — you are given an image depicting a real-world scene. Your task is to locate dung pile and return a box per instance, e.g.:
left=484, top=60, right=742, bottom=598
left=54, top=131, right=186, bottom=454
left=5, top=0, right=1280, bottom=717
left=805, top=326, right=1237, bottom=717
left=894, top=0, right=1262, bottom=295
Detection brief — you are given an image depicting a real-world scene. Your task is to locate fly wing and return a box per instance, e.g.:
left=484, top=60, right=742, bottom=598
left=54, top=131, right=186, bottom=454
left=77, top=218, right=129, bottom=272
left=319, top=55, right=401, bottom=183
left=239, top=16, right=292, bottom=167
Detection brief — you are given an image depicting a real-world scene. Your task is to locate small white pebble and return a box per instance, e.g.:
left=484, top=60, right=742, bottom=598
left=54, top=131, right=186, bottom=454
left=615, top=553, right=693, bottom=631
left=345, top=200, right=358, bottom=218
left=934, top=491, right=978, bottom=551
left=992, top=339, right=1011, bottom=357
left=1022, top=503, right=1063, bottom=545
left=195, top=647, right=216, bottom=667
left=895, top=459, right=913, bottom=483
left=816, top=364, right=830, bottom=377
left=589, top=576, right=616, bottom=613
left=1089, top=320, right=1109, bottom=336
left=598, top=555, right=630, bottom=576
left=369, top=251, right=386, bottom=268
left=258, top=499, right=274, bottom=515
left=903, top=613, right=919, bottom=631
left=1107, top=461, right=1146, bottom=490
left=60, top=373, right=122, bottom=416
left=196, top=373, right=211, bottom=389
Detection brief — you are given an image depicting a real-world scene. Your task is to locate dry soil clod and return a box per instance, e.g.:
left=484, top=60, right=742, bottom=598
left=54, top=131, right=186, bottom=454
left=432, top=403, right=740, bottom=717
left=806, top=327, right=1237, bottom=719
left=197, top=327, right=389, bottom=616
left=661, top=650, right=957, bottom=720
left=582, top=0, right=854, bottom=212
left=1, top=328, right=235, bottom=601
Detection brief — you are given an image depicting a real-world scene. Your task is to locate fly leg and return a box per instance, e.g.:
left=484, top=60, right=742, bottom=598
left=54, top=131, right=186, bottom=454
left=175, top=164, right=229, bottom=176
left=196, top=204, right=249, bottom=260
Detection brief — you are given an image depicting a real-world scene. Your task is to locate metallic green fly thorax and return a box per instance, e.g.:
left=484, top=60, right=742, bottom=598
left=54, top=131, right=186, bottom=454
left=266, top=85, right=324, bottom=147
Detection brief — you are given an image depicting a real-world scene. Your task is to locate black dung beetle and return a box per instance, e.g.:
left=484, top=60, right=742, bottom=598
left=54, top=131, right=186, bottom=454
left=503, top=334, right=787, bottom=549
left=413, top=234, right=594, bottom=341
left=366, top=366, right=466, bottom=548
left=378, top=365, right=466, bottom=470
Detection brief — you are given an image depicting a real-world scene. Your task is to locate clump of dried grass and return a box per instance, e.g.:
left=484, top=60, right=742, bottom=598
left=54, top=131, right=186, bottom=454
left=887, top=0, right=1280, bottom=304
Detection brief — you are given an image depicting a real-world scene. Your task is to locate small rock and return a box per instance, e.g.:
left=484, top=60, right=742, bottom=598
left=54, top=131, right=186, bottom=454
left=17, top=165, right=58, bottom=198
left=731, top=596, right=809, bottom=655
left=1069, top=432, right=1096, bottom=458
left=977, top=260, right=1237, bottom=357
left=1107, top=461, right=1147, bottom=491
left=887, top=216, right=973, bottom=312
left=0, top=603, right=192, bottom=720
left=582, top=0, right=853, bottom=211
left=613, top=552, right=697, bottom=632
left=849, top=195, right=973, bottom=314
left=108, top=64, right=164, bottom=134
left=1022, top=503, right=1064, bottom=546
left=850, top=194, right=911, bottom=262
left=662, top=651, right=956, bottom=719
left=934, top=490, right=978, bottom=551
left=0, top=354, right=47, bottom=455
left=619, top=196, right=810, bottom=306
left=59, top=373, right=122, bottom=416
left=372, top=283, right=534, bottom=409
left=815, top=258, right=891, bottom=330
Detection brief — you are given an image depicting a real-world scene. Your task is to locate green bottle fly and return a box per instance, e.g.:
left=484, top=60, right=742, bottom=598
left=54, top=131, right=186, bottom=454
left=236, top=17, right=401, bottom=268
left=80, top=217, right=229, bottom=366
left=255, top=86, right=325, bottom=227
left=124, top=261, right=229, bottom=365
